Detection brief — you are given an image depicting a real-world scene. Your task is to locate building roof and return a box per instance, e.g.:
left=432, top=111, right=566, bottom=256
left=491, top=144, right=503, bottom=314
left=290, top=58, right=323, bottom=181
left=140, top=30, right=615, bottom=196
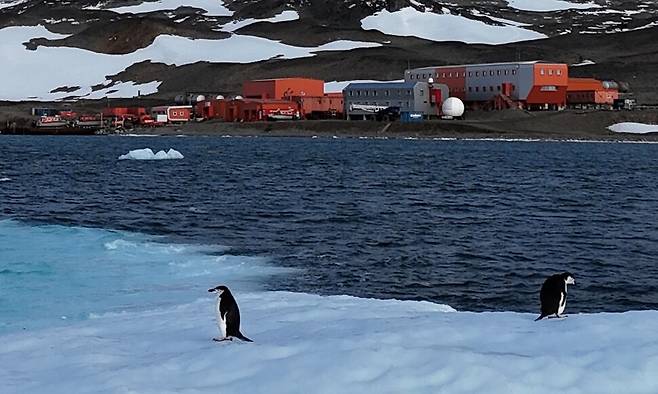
left=406, top=61, right=565, bottom=71
left=344, top=81, right=418, bottom=90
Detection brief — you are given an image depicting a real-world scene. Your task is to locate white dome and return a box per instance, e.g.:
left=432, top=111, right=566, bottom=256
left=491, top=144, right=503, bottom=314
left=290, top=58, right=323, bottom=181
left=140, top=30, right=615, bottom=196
left=215, top=95, right=225, bottom=100
left=442, top=97, right=465, bottom=117
left=234, top=95, right=243, bottom=100
left=193, top=95, right=206, bottom=103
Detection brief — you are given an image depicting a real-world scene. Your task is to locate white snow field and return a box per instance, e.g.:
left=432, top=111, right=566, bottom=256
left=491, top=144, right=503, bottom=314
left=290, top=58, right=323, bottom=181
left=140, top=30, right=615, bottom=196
left=220, top=10, right=300, bottom=32
left=1, top=292, right=658, bottom=394
left=361, top=7, right=547, bottom=44
left=118, top=148, right=184, bottom=160
left=0, top=25, right=380, bottom=101
left=608, top=122, right=658, bottom=134
left=104, top=0, right=233, bottom=16
left=506, top=0, right=600, bottom=12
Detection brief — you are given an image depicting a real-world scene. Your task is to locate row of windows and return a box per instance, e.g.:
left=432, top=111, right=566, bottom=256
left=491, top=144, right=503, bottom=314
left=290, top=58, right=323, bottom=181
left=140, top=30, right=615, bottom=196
left=348, top=90, right=412, bottom=97
left=351, top=101, right=411, bottom=107
left=539, top=68, right=563, bottom=76
left=409, top=69, right=521, bottom=81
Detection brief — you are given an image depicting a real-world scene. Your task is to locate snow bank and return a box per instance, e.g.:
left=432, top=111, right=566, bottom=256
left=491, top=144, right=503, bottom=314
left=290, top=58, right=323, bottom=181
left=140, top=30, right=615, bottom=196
left=0, top=25, right=380, bottom=101
left=220, top=10, right=299, bottom=32
left=324, top=79, right=405, bottom=93
left=106, top=0, right=233, bottom=16
left=2, top=291, right=658, bottom=393
left=506, top=0, right=600, bottom=12
left=608, top=122, right=658, bottom=134
left=118, top=148, right=184, bottom=160
left=361, top=7, right=547, bottom=44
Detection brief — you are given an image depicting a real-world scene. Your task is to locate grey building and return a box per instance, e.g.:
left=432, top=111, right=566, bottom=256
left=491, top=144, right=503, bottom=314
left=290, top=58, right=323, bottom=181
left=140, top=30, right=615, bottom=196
left=343, top=81, right=448, bottom=120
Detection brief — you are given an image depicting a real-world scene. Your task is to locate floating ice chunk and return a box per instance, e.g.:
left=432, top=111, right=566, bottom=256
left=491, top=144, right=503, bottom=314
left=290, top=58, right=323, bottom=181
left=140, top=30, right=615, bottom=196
left=0, top=177, right=10, bottom=182
left=608, top=122, right=658, bottom=134
left=118, top=148, right=184, bottom=160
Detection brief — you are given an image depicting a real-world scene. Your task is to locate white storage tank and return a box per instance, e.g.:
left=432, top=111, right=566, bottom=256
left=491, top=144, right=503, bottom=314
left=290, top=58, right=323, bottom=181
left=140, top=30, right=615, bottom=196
left=442, top=97, right=465, bottom=118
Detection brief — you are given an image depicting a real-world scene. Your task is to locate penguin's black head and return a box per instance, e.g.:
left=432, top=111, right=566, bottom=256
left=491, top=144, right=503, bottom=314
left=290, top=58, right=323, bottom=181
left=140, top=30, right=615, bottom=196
left=208, top=285, right=230, bottom=296
left=561, top=272, right=575, bottom=285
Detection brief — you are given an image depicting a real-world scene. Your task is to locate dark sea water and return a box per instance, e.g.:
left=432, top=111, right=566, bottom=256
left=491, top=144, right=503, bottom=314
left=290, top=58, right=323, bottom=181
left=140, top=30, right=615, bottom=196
left=1, top=135, right=657, bottom=313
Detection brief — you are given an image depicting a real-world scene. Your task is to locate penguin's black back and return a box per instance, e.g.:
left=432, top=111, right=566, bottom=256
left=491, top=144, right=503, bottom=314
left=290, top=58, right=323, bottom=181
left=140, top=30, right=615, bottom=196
left=537, top=274, right=565, bottom=320
left=220, top=291, right=241, bottom=336
left=219, top=290, right=252, bottom=341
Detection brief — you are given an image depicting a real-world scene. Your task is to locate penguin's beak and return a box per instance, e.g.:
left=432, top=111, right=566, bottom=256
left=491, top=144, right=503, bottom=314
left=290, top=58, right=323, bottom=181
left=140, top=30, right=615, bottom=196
left=208, top=288, right=215, bottom=293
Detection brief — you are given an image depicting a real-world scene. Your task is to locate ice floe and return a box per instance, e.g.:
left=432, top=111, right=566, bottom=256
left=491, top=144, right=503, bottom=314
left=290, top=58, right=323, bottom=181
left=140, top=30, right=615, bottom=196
left=118, top=148, right=184, bottom=160
left=1, top=291, right=658, bottom=393
left=361, top=7, right=547, bottom=44
left=608, top=122, right=658, bottom=134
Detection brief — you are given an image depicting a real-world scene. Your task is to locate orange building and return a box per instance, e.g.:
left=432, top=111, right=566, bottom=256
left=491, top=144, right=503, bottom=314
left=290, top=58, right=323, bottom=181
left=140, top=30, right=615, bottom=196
left=567, top=78, right=619, bottom=106
left=243, top=78, right=325, bottom=100
left=225, top=99, right=300, bottom=122
left=294, top=92, right=344, bottom=119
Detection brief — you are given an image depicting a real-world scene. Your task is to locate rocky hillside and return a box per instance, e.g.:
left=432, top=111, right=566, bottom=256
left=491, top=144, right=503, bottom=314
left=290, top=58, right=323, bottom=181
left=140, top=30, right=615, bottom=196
left=1, top=0, right=657, bottom=102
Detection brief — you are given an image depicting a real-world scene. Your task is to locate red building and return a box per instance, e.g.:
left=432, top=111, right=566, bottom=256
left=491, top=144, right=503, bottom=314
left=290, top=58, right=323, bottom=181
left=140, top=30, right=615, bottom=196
left=243, top=78, right=325, bottom=100
left=405, top=61, right=569, bottom=110
left=567, top=78, right=619, bottom=107
left=151, top=105, right=192, bottom=123
left=225, top=99, right=300, bottom=122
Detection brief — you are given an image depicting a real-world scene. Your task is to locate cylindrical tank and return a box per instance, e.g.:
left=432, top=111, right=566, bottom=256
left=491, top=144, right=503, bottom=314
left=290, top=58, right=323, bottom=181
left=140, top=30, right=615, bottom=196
left=602, top=81, right=618, bottom=90
left=442, top=97, right=465, bottom=117
left=174, top=94, right=186, bottom=104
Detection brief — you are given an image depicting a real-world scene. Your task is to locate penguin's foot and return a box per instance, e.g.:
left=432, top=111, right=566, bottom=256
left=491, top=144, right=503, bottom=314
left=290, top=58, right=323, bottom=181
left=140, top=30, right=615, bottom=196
left=549, top=314, right=568, bottom=319
left=213, top=337, right=232, bottom=342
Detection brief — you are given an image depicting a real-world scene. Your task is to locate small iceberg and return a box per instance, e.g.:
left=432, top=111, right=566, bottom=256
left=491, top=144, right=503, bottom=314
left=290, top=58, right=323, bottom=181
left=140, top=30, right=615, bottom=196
left=608, top=122, right=658, bottom=134
left=0, top=177, right=10, bottom=182
left=118, top=148, right=184, bottom=160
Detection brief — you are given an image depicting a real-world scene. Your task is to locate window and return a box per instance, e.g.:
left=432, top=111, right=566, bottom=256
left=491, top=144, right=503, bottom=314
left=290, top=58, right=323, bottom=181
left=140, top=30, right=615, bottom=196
left=490, top=86, right=494, bottom=92
left=349, top=91, right=353, bottom=97
left=557, top=69, right=562, bottom=76
left=410, top=74, right=414, bottom=80
left=435, top=72, right=439, bottom=78
left=357, top=90, right=361, bottom=96
left=497, top=85, right=501, bottom=91
left=385, top=90, right=390, bottom=96
left=549, top=69, right=553, bottom=76
left=469, top=71, right=472, bottom=77
left=364, top=91, right=368, bottom=96
left=476, top=87, right=479, bottom=92
left=373, top=91, right=377, bottom=96
left=442, top=72, right=446, bottom=78
left=490, top=70, right=494, bottom=76
left=512, top=70, right=517, bottom=75
left=449, top=72, right=452, bottom=78
left=422, top=73, right=426, bottom=79
left=407, top=90, right=412, bottom=96
left=504, top=70, right=509, bottom=75
left=463, top=72, right=466, bottom=77
left=420, top=89, right=424, bottom=96
left=540, top=69, right=545, bottom=75
left=497, top=70, right=501, bottom=76
left=476, top=71, right=480, bottom=77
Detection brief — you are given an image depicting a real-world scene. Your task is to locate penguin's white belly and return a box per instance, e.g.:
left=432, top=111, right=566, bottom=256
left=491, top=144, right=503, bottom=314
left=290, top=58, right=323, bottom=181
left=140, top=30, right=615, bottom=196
left=558, top=293, right=566, bottom=315
left=216, top=301, right=227, bottom=337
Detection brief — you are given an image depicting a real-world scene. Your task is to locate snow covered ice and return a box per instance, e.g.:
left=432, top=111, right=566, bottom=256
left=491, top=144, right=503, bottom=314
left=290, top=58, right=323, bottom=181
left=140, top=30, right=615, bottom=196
left=608, top=122, right=658, bottom=134
left=118, top=148, right=184, bottom=160
left=2, top=292, right=658, bottom=393
left=2, top=219, right=658, bottom=393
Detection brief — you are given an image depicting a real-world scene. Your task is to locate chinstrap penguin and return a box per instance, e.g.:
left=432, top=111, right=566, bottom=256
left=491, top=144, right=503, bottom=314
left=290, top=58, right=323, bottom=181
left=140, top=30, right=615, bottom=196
left=208, top=285, right=253, bottom=342
left=535, top=272, right=576, bottom=321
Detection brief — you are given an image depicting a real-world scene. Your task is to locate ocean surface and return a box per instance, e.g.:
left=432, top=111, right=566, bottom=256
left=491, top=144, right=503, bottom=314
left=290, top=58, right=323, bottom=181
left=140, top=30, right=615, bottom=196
left=1, top=135, right=657, bottom=332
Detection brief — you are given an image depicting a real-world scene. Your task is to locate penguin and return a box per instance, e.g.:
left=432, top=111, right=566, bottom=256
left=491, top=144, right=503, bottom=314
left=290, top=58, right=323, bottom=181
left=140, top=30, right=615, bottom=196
left=535, top=272, right=576, bottom=321
left=208, top=285, right=253, bottom=342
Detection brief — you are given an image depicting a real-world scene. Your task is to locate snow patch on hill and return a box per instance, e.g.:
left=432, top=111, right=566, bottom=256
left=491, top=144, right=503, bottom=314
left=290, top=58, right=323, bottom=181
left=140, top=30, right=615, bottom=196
left=98, top=0, right=233, bottom=16
left=220, top=10, right=299, bottom=32
left=0, top=25, right=379, bottom=101
left=361, top=7, right=547, bottom=44
left=506, top=0, right=600, bottom=12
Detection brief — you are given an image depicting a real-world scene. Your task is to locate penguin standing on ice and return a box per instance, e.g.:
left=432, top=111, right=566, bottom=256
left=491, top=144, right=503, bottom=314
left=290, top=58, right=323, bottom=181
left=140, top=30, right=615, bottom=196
left=208, top=285, right=253, bottom=342
left=535, top=272, right=576, bottom=321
